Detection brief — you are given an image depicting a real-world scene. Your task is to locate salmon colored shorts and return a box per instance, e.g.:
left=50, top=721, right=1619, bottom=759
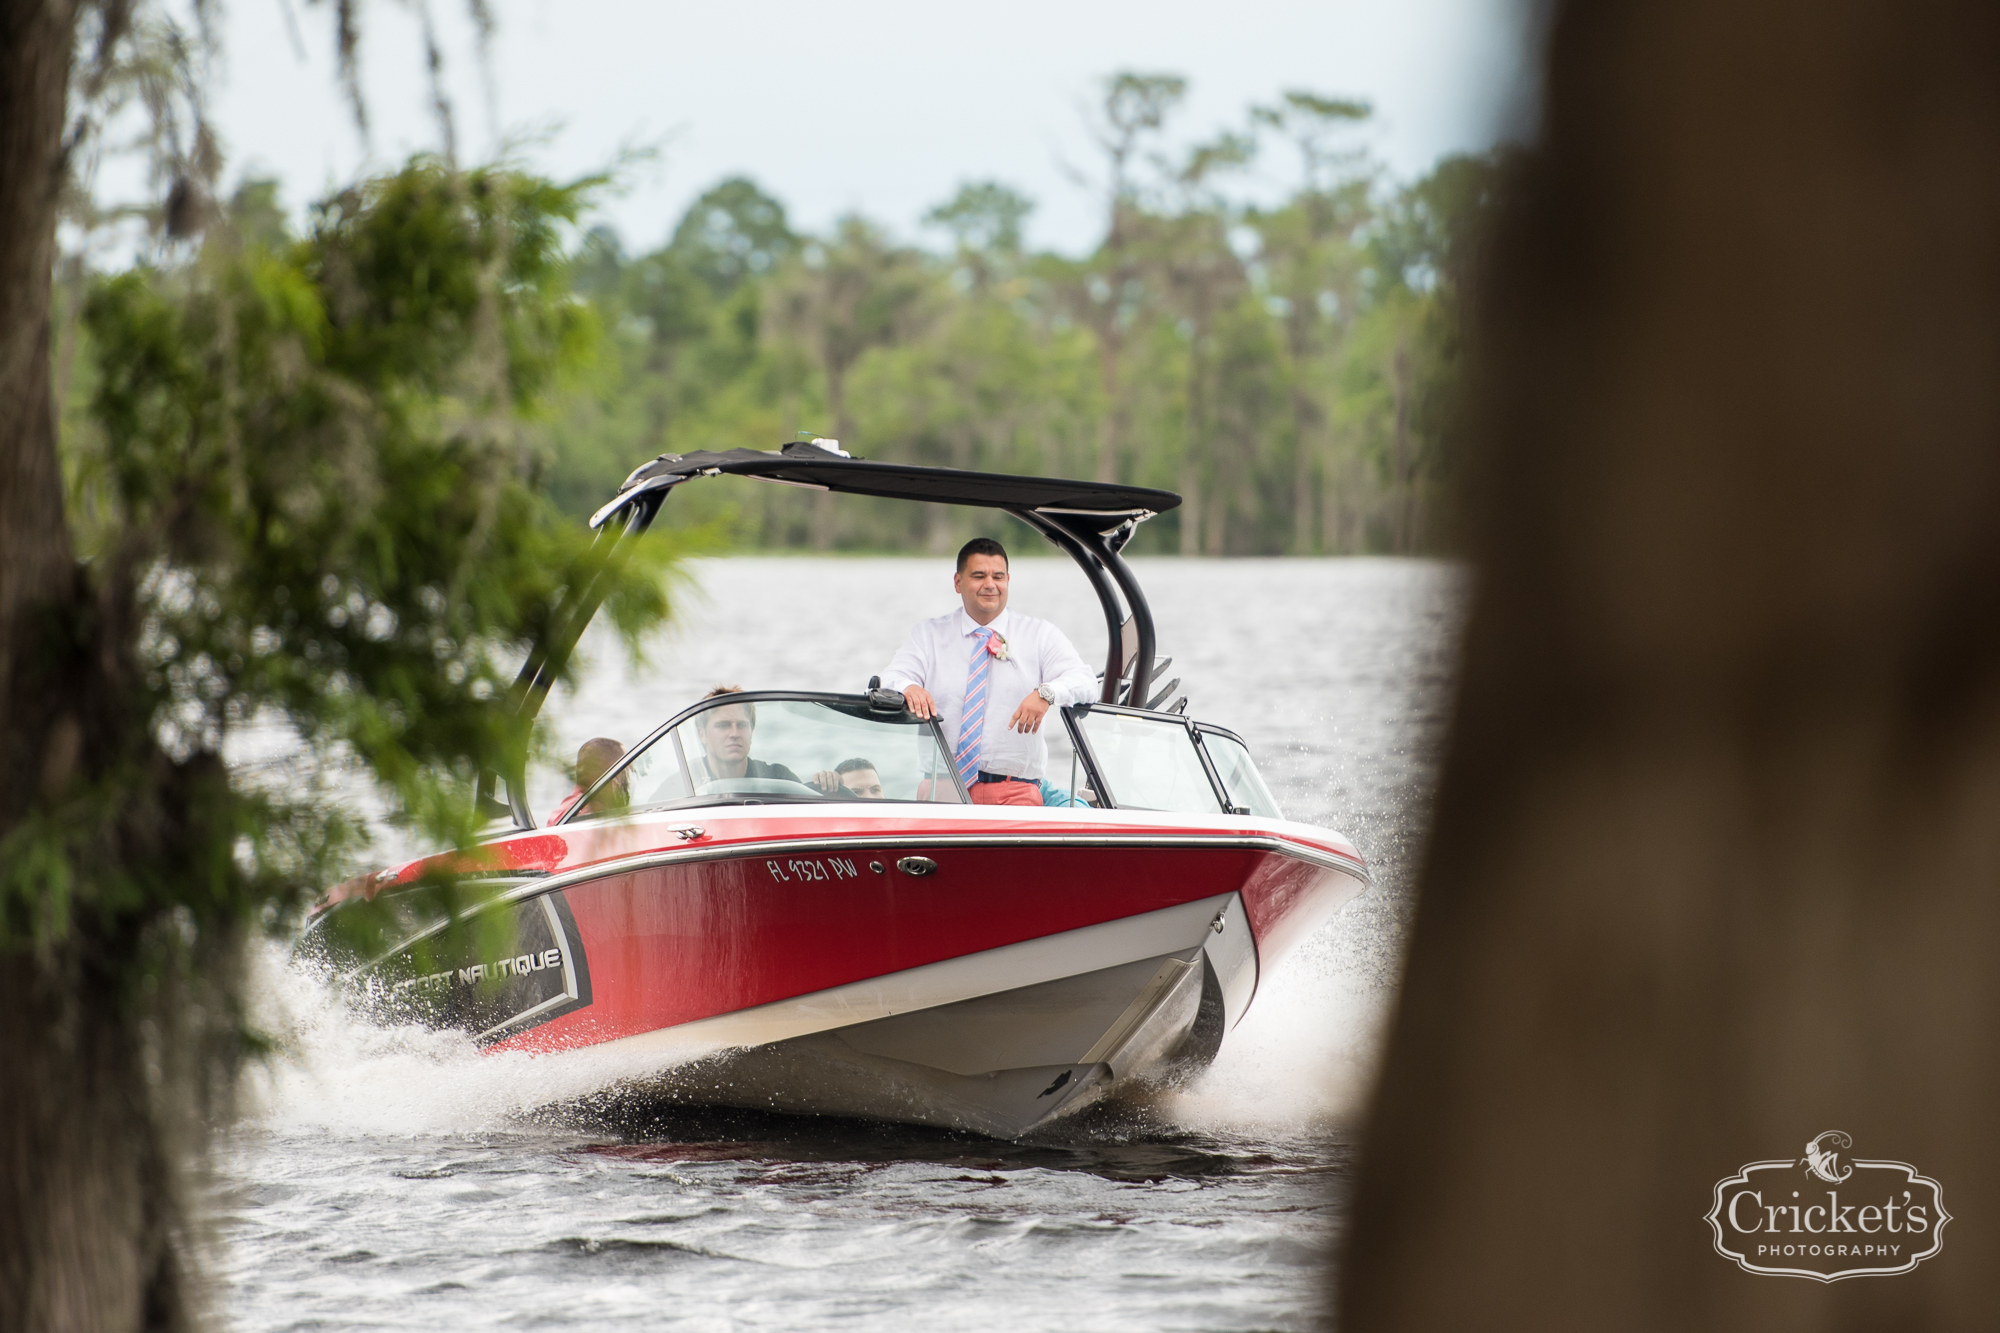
left=968, top=778, right=1041, bottom=807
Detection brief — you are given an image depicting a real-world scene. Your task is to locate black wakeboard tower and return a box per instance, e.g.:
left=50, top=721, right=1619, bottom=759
left=477, top=438, right=1182, bottom=825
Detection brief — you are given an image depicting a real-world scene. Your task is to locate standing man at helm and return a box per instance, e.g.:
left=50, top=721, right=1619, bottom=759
left=881, top=538, right=1096, bottom=806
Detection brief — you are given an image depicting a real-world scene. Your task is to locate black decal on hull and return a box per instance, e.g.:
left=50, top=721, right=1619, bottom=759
left=361, top=889, right=593, bottom=1043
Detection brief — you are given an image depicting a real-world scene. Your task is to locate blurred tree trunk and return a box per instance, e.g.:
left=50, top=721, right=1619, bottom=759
left=1090, top=197, right=1143, bottom=488
left=1174, top=460, right=1201, bottom=555
left=1174, top=486, right=1201, bottom=558
left=1340, top=1, right=2000, bottom=1328
left=1387, top=335, right=1414, bottom=555
left=0, top=0, right=80, bottom=707
left=0, top=966, right=196, bottom=1333
left=1163, top=216, right=1241, bottom=557
left=1321, top=434, right=1362, bottom=555
left=2, top=3, right=198, bottom=1328
left=1286, top=320, right=1323, bottom=555
left=1092, top=300, right=1126, bottom=485
left=815, top=366, right=849, bottom=549
left=1176, top=330, right=1208, bottom=557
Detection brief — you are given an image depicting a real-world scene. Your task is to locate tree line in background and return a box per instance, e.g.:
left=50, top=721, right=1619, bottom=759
left=545, top=74, right=1502, bottom=556
left=56, top=73, right=1500, bottom=558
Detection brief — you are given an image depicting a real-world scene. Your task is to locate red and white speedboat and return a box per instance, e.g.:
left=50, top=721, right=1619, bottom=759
left=304, top=443, right=1369, bottom=1138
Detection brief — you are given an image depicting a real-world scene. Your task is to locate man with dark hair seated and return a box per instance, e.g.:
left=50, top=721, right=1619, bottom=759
left=880, top=537, right=1095, bottom=806
left=810, top=757, right=885, bottom=800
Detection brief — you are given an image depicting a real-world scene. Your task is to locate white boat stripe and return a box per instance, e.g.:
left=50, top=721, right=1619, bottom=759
left=582, top=893, right=1239, bottom=1062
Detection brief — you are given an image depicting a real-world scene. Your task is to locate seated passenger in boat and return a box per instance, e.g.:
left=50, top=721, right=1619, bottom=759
left=548, top=737, right=628, bottom=821
left=810, top=757, right=884, bottom=800
left=693, top=685, right=803, bottom=785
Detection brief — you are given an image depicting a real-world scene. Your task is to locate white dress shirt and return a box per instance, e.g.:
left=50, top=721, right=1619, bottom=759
left=880, top=606, right=1097, bottom=781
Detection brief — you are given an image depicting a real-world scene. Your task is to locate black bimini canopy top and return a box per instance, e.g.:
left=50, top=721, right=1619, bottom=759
left=480, top=440, right=1182, bottom=826
left=588, top=440, right=1179, bottom=534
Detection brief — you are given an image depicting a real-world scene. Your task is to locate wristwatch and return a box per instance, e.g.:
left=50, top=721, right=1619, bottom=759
left=1036, top=684, right=1057, bottom=703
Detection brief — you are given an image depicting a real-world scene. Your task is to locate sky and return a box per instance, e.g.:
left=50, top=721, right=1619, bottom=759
left=202, top=0, right=1532, bottom=258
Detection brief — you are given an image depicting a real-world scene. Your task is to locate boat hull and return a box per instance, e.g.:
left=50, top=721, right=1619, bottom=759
left=325, top=809, right=1369, bottom=1137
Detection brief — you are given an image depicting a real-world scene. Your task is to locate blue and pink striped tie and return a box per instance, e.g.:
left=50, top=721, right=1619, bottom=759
left=954, top=627, right=994, bottom=786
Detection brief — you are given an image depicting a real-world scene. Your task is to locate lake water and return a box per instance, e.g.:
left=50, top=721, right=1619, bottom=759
left=218, top=556, right=1462, bottom=1332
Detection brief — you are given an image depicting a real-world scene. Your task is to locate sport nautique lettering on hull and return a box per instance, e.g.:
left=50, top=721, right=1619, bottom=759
left=299, top=443, right=1371, bottom=1138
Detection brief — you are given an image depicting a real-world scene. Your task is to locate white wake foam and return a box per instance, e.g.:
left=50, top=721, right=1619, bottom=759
left=237, top=942, right=708, bottom=1137
left=239, top=912, right=1398, bottom=1142
left=1161, top=923, right=1395, bottom=1139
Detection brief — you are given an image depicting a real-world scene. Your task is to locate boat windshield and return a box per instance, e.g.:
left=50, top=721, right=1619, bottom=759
left=1199, top=729, right=1283, bottom=819
left=1073, top=709, right=1223, bottom=815
left=592, top=696, right=966, bottom=813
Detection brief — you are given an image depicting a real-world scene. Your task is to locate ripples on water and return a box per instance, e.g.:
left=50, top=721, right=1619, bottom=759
left=222, top=556, right=1463, bottom=1331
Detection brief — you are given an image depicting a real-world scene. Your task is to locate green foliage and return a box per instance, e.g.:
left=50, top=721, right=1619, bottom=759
left=1105, top=74, right=1190, bottom=146
left=535, top=101, right=1504, bottom=557
left=667, top=176, right=798, bottom=296
left=12, top=159, right=673, bottom=957
left=927, top=181, right=1034, bottom=257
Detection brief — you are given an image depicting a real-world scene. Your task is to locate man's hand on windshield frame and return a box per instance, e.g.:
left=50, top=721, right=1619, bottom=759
left=903, top=685, right=936, bottom=720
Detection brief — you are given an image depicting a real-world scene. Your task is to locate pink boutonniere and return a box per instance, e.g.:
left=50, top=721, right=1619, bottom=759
left=986, top=632, right=1010, bottom=662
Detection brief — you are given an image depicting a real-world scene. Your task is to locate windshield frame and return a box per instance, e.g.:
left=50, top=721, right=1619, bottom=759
left=550, top=690, right=970, bottom=824
left=1192, top=722, right=1277, bottom=817
left=1059, top=703, right=1268, bottom=817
